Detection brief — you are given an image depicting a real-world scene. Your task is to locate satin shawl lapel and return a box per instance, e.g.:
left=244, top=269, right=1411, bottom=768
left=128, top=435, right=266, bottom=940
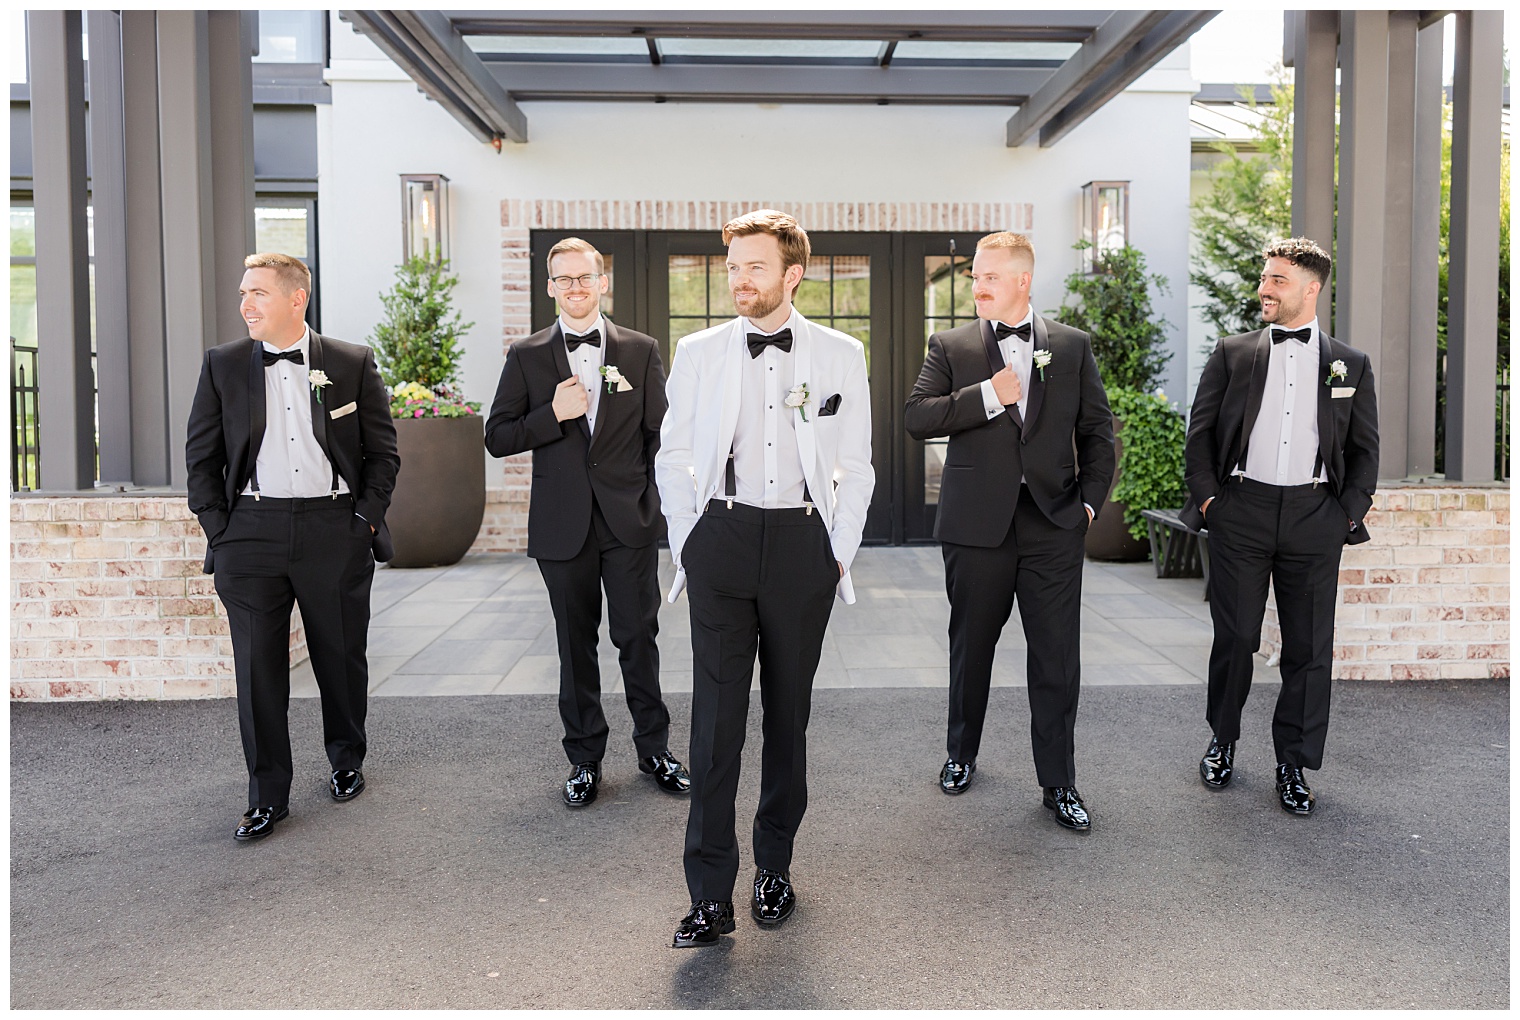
left=1024, top=314, right=1050, bottom=436
left=247, top=341, right=267, bottom=473
left=589, top=320, right=619, bottom=450
left=1315, top=331, right=1334, bottom=474
left=715, top=320, right=745, bottom=488
left=978, top=318, right=1021, bottom=429
left=549, top=324, right=591, bottom=443
left=307, top=333, right=336, bottom=483
left=1238, top=327, right=1273, bottom=464
left=791, top=317, right=823, bottom=520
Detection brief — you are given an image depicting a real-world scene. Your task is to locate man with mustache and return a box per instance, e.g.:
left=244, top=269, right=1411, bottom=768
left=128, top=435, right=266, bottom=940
left=485, top=237, right=689, bottom=807
left=906, top=232, right=1114, bottom=831
left=1180, top=237, right=1379, bottom=815
left=656, top=210, right=874, bottom=947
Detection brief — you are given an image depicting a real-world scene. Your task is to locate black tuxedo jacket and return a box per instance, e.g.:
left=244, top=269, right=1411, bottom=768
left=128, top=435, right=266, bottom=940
left=484, top=319, right=667, bottom=560
left=186, top=333, right=401, bottom=571
left=905, top=315, right=1116, bottom=547
left=1179, top=327, right=1379, bottom=544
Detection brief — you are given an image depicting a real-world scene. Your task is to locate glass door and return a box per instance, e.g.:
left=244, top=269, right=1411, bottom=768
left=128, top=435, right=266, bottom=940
left=530, top=229, right=642, bottom=336
left=899, top=233, right=984, bottom=542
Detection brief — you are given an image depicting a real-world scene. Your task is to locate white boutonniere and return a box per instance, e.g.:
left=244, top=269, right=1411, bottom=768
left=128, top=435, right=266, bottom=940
left=1325, top=359, right=1348, bottom=386
left=785, top=382, right=811, bottom=421
left=308, top=369, right=332, bottom=403
left=599, top=365, right=632, bottom=393
left=1032, top=349, right=1053, bottom=381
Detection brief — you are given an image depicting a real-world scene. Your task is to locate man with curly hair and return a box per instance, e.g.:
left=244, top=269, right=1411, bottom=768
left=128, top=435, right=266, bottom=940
left=1180, top=237, right=1380, bottom=816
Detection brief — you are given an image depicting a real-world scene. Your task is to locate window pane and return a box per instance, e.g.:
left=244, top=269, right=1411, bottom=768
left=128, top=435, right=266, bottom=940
left=835, top=317, right=870, bottom=373
left=832, top=256, right=870, bottom=315
left=599, top=253, right=615, bottom=319
left=668, top=255, right=707, bottom=317
left=706, top=255, right=736, bottom=319
left=464, top=35, right=649, bottom=58
left=658, top=38, right=880, bottom=60
left=254, top=206, right=308, bottom=259
left=11, top=203, right=34, bottom=257
left=254, top=11, right=325, bottom=63
left=10, top=263, right=36, bottom=347
left=669, top=318, right=710, bottom=344
left=793, top=263, right=831, bottom=318
left=923, top=440, right=948, bottom=505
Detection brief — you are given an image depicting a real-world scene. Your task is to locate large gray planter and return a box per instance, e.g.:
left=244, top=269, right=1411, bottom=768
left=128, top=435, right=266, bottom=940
left=1085, top=414, right=1151, bottom=562
left=387, top=415, right=485, bottom=568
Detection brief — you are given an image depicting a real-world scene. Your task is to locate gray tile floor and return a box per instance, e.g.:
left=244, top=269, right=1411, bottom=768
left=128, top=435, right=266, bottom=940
left=291, top=547, right=1243, bottom=698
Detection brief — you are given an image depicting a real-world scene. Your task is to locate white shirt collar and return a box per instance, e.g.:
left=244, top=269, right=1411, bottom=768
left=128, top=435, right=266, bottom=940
left=743, top=307, right=798, bottom=338
left=261, top=326, right=311, bottom=355
left=560, top=314, right=605, bottom=339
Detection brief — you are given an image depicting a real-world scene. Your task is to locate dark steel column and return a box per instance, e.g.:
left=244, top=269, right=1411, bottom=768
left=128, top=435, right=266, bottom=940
left=28, top=11, right=96, bottom=490
left=207, top=11, right=257, bottom=344
left=1334, top=11, right=1389, bottom=375
left=1407, top=17, right=1445, bottom=478
left=1378, top=11, right=1419, bottom=478
left=86, top=10, right=134, bottom=484
left=1445, top=10, right=1503, bottom=481
left=1289, top=10, right=1338, bottom=328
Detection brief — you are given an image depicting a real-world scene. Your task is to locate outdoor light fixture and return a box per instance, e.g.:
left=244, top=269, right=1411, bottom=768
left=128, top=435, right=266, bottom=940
left=1079, top=180, right=1129, bottom=272
left=400, top=173, right=450, bottom=262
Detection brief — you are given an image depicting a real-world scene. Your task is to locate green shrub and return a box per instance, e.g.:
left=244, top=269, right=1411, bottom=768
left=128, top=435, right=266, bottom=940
left=369, top=255, right=475, bottom=395
left=1107, top=388, right=1188, bottom=541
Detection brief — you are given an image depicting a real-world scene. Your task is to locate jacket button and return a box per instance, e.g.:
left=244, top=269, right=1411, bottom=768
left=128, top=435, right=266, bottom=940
left=590, top=462, right=597, bottom=467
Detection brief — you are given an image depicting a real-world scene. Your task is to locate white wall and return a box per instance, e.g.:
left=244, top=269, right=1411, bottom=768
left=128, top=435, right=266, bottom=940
left=319, top=19, right=1198, bottom=416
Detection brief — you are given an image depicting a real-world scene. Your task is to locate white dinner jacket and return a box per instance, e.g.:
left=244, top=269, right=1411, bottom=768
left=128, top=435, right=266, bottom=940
left=656, top=310, right=874, bottom=604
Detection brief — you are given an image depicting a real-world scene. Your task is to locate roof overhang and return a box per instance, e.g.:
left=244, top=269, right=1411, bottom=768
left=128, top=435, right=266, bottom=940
left=339, top=9, right=1219, bottom=148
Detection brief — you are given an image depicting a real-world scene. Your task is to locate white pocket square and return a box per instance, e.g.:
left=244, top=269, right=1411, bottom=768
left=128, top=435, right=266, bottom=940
left=1331, top=387, right=1355, bottom=399
left=329, top=401, right=358, bottom=419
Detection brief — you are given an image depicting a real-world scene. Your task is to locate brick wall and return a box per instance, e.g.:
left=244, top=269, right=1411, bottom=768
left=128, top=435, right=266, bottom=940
left=10, top=495, right=308, bottom=700
left=1262, top=486, right=1509, bottom=680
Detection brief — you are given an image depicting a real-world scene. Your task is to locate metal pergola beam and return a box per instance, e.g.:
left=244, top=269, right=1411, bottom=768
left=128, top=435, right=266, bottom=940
left=1007, top=9, right=1218, bottom=147
left=341, top=10, right=526, bottom=145
left=442, top=10, right=1109, bottom=41
left=483, top=61, right=1054, bottom=104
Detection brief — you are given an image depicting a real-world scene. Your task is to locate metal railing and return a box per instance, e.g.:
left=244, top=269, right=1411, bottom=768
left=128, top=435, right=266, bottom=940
left=11, top=336, right=39, bottom=491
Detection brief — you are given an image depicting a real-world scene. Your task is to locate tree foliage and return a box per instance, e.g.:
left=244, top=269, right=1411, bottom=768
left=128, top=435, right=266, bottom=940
left=368, top=256, right=475, bottom=393
left=1189, top=76, right=1295, bottom=343
left=1053, top=242, right=1173, bottom=393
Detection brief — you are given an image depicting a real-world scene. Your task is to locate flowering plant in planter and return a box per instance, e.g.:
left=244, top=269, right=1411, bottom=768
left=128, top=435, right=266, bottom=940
left=389, top=381, right=480, bottom=419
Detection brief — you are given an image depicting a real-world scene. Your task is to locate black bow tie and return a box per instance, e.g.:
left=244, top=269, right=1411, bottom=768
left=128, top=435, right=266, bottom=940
left=995, top=322, right=1033, bottom=342
left=262, top=348, right=304, bottom=367
left=746, top=328, right=794, bottom=359
left=565, top=329, right=601, bottom=352
left=1271, top=327, right=1313, bottom=345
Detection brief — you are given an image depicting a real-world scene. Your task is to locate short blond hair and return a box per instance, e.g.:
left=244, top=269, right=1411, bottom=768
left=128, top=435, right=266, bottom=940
left=722, top=209, right=810, bottom=279
left=243, top=252, right=311, bottom=297
left=975, top=231, right=1035, bottom=269
left=546, top=236, right=605, bottom=276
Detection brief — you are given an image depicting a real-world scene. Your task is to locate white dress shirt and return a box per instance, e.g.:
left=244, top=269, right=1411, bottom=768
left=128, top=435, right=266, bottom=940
left=243, top=327, right=350, bottom=498
left=560, top=314, right=605, bottom=434
left=732, top=310, right=809, bottom=508
left=979, top=309, right=1035, bottom=422
left=1242, top=317, right=1325, bottom=486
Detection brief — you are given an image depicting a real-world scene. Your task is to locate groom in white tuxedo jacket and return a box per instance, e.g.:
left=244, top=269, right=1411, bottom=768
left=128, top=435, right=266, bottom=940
left=656, top=209, right=873, bottom=947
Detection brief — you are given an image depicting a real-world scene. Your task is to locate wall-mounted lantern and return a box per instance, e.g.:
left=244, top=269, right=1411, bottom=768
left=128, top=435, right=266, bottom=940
left=1079, top=180, right=1129, bottom=272
left=400, top=173, right=450, bottom=262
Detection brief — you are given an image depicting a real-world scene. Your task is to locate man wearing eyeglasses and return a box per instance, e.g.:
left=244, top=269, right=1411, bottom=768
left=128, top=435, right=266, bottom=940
left=485, top=237, right=690, bottom=807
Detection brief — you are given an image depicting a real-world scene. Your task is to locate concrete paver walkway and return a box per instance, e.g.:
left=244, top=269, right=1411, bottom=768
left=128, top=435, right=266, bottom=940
left=293, top=548, right=1226, bottom=698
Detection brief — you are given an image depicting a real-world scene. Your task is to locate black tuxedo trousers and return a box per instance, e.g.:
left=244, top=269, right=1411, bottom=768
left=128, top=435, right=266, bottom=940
left=535, top=497, right=668, bottom=765
left=682, top=501, right=838, bottom=903
left=1204, top=478, right=1346, bottom=769
left=943, top=485, right=1087, bottom=786
left=212, top=495, right=373, bottom=809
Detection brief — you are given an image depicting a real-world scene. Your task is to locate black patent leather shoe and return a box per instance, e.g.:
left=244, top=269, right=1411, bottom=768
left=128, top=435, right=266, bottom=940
left=563, top=761, right=601, bottom=807
left=672, top=900, right=735, bottom=948
left=330, top=768, right=365, bottom=801
left=1042, top=786, right=1091, bottom=831
left=234, top=804, right=289, bottom=842
left=939, top=758, right=976, bottom=795
left=639, top=751, right=692, bottom=794
left=752, top=869, right=797, bottom=926
left=1199, top=736, right=1235, bottom=789
left=1275, top=763, right=1316, bottom=816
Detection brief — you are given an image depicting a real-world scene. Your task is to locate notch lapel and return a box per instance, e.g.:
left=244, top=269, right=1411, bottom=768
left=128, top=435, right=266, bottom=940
left=1023, top=314, right=1049, bottom=436
left=550, top=324, right=592, bottom=443
left=247, top=340, right=267, bottom=480
left=1237, top=327, right=1273, bottom=467
left=978, top=317, right=1022, bottom=429
left=714, top=320, right=745, bottom=493
left=589, top=320, right=619, bottom=450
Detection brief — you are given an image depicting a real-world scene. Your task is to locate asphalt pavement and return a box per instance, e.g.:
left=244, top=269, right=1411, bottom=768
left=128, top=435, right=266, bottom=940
left=9, top=679, right=1509, bottom=1009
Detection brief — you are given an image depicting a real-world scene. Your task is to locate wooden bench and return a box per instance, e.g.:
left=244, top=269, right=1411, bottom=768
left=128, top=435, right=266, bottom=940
left=1141, top=508, right=1210, bottom=599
